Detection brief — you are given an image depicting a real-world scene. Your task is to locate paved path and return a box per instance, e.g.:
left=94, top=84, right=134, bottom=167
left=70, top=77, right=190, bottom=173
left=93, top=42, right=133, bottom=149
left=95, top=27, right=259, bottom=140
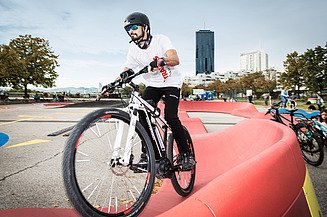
left=0, top=103, right=325, bottom=215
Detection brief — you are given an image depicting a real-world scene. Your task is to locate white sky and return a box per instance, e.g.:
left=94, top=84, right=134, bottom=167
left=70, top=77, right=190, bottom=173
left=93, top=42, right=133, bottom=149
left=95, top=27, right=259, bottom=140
left=1, top=0, right=327, bottom=88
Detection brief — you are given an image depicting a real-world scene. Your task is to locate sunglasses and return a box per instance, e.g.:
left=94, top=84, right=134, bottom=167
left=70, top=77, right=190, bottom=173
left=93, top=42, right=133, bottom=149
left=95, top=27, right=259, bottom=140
left=125, top=24, right=139, bottom=32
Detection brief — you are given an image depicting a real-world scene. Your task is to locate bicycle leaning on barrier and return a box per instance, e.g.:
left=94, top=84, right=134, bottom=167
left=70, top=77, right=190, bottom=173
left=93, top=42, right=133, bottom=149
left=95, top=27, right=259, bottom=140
left=62, top=65, right=196, bottom=217
left=308, top=119, right=327, bottom=147
left=277, top=107, right=327, bottom=149
left=265, top=101, right=324, bottom=166
left=298, top=114, right=327, bottom=149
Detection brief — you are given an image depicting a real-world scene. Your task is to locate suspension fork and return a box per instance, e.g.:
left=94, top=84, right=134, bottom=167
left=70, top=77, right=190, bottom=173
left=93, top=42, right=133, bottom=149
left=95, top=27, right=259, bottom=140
left=111, top=107, right=138, bottom=166
left=122, top=108, right=138, bottom=164
left=112, top=120, right=124, bottom=159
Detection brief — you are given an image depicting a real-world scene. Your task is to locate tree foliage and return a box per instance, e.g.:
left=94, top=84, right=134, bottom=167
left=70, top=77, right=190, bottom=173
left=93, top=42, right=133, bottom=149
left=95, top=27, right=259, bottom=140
left=182, top=71, right=277, bottom=99
left=281, top=43, right=327, bottom=92
left=239, top=72, right=275, bottom=95
left=207, top=80, right=223, bottom=96
left=302, top=44, right=327, bottom=92
left=181, top=83, right=193, bottom=97
left=281, top=51, right=305, bottom=91
left=0, top=35, right=59, bottom=97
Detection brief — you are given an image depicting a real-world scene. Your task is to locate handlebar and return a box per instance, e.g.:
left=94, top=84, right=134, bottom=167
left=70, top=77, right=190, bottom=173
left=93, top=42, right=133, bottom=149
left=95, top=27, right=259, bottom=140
left=101, top=66, right=149, bottom=95
left=271, top=101, right=282, bottom=108
left=265, top=101, right=314, bottom=122
left=265, top=101, right=282, bottom=115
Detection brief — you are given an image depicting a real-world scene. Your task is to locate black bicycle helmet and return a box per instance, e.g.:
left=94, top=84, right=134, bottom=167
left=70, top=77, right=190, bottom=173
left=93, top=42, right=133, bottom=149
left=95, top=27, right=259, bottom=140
left=124, top=12, right=152, bottom=49
left=124, top=12, right=150, bottom=29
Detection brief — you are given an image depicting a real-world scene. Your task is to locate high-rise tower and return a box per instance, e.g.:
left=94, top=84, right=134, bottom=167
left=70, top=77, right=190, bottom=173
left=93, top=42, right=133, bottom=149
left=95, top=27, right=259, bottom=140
left=240, top=50, right=268, bottom=72
left=196, top=30, right=214, bottom=75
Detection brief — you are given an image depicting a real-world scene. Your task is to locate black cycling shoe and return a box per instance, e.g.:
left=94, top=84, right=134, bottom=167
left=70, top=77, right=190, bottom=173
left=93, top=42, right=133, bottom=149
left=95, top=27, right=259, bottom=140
left=131, top=153, right=148, bottom=173
left=179, top=153, right=196, bottom=171
left=137, top=153, right=148, bottom=167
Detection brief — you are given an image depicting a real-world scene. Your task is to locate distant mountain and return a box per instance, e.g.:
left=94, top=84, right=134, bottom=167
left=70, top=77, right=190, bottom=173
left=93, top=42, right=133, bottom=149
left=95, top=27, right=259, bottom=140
left=32, top=87, right=99, bottom=94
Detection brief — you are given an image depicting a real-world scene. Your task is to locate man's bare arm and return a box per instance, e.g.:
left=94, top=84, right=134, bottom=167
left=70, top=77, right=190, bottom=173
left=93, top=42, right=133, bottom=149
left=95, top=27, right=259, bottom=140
left=164, top=49, right=179, bottom=67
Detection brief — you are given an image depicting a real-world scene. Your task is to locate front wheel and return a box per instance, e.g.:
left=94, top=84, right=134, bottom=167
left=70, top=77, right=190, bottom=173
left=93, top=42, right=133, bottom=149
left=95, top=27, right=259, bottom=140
left=167, top=126, right=196, bottom=196
left=63, top=108, right=156, bottom=217
left=295, top=123, right=324, bottom=166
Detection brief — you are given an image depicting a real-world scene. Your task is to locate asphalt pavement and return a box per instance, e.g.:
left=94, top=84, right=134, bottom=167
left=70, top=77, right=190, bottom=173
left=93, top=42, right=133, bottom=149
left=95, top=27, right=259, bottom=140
left=0, top=101, right=326, bottom=215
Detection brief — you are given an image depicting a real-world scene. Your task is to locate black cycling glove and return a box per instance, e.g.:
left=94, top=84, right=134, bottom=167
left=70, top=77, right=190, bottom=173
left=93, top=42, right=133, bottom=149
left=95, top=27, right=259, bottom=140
left=101, top=82, right=115, bottom=95
left=149, top=58, right=166, bottom=71
left=120, top=69, right=135, bottom=79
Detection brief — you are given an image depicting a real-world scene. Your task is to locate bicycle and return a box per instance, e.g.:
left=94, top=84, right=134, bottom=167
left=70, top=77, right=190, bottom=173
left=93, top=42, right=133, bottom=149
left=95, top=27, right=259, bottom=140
left=310, top=120, right=327, bottom=147
left=301, top=115, right=327, bottom=149
left=265, top=102, right=324, bottom=166
left=281, top=96, right=297, bottom=109
left=62, top=65, right=196, bottom=217
left=277, top=108, right=327, bottom=148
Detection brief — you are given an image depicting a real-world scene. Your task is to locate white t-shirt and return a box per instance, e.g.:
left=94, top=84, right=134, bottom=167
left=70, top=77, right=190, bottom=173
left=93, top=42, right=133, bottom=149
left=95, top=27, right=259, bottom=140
left=124, top=34, right=183, bottom=88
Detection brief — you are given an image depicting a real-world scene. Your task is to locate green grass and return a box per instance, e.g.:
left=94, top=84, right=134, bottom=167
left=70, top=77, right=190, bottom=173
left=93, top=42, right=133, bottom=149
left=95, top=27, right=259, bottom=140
left=252, top=99, right=321, bottom=112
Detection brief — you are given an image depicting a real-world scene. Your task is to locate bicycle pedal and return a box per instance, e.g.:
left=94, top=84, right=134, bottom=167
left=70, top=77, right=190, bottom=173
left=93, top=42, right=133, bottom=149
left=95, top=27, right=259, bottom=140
left=130, top=165, right=147, bottom=173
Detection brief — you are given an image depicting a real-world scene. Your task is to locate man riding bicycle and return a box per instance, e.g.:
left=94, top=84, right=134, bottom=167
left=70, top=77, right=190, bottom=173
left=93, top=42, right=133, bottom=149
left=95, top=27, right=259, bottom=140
left=119, top=12, right=195, bottom=170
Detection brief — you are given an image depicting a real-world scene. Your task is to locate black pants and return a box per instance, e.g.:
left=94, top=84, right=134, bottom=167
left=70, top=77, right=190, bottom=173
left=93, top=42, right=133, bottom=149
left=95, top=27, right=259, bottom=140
left=139, top=86, right=189, bottom=158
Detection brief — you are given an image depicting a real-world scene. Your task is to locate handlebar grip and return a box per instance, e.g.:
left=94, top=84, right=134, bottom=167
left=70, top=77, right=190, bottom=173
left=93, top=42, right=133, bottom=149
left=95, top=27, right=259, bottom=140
left=101, top=84, right=112, bottom=95
left=104, top=65, right=150, bottom=93
left=101, top=81, right=119, bottom=95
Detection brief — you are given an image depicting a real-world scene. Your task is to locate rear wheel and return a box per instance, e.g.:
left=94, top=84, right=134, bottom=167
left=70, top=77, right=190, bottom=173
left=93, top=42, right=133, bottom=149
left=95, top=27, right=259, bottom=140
left=167, top=126, right=196, bottom=196
left=63, top=108, right=156, bottom=216
left=295, top=123, right=324, bottom=166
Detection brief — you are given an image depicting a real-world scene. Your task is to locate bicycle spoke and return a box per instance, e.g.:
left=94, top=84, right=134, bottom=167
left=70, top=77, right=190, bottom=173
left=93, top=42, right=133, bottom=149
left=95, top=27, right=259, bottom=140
left=87, top=180, right=100, bottom=200
left=76, top=150, right=90, bottom=163
left=70, top=114, right=154, bottom=215
left=103, top=174, right=116, bottom=213
left=90, top=125, right=101, bottom=137
left=62, top=79, right=163, bottom=216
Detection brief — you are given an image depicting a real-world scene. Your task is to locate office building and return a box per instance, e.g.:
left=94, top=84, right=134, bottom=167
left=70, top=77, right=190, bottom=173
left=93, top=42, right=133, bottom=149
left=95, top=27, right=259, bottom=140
left=240, top=50, right=268, bottom=72
left=196, top=30, right=214, bottom=75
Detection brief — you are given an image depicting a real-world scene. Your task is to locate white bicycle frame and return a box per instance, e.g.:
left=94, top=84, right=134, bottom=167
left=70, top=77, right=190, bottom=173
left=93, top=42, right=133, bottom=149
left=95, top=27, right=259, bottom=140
left=111, top=90, right=169, bottom=166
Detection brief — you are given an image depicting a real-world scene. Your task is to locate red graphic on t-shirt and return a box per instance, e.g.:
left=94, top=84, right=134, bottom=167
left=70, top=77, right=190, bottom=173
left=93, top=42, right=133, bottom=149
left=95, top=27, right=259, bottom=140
left=153, top=56, right=169, bottom=81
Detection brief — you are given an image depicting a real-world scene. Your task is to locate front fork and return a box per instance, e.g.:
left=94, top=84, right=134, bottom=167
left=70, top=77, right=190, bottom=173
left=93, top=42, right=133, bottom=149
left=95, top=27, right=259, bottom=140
left=122, top=109, right=138, bottom=164
left=111, top=109, right=137, bottom=167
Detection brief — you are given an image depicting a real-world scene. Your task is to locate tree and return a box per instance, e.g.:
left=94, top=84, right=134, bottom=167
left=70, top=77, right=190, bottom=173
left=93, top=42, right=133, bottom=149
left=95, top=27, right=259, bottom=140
left=181, top=83, right=192, bottom=98
left=0, top=35, right=59, bottom=97
left=240, top=72, right=265, bottom=94
left=0, top=45, right=9, bottom=86
left=263, top=79, right=277, bottom=94
left=193, top=84, right=205, bottom=90
left=207, top=80, right=223, bottom=97
left=280, top=51, right=305, bottom=91
left=225, top=78, right=239, bottom=99
left=0, top=45, right=20, bottom=87
left=281, top=43, right=327, bottom=93
left=302, top=44, right=327, bottom=92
